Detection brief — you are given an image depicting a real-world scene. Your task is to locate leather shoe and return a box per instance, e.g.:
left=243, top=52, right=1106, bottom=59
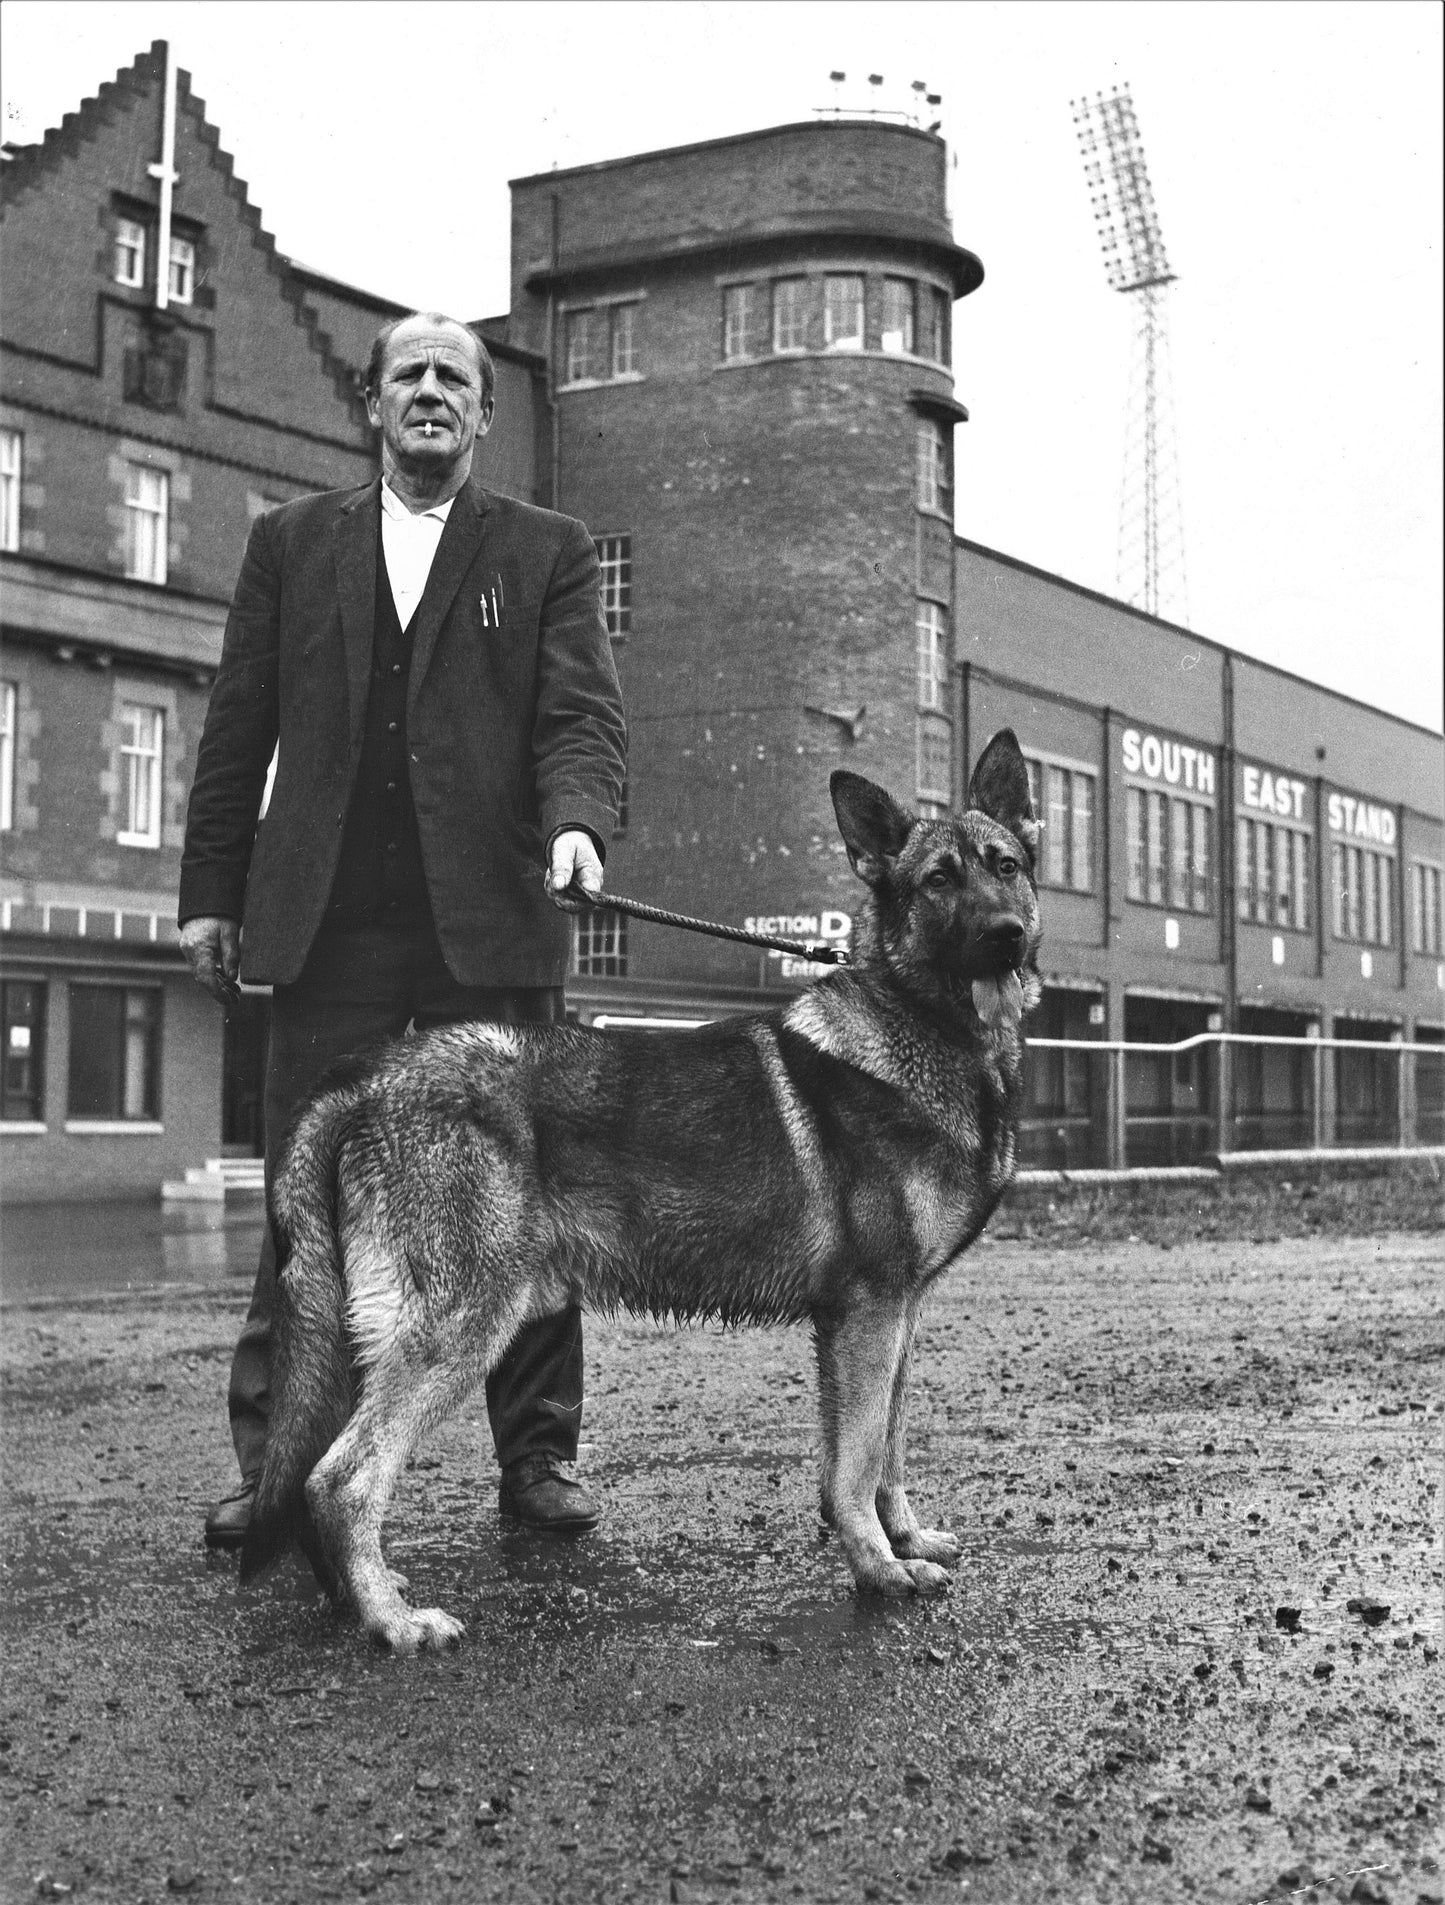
left=498, top=1453, right=599, bottom=1533
left=204, top=1478, right=257, bottom=1550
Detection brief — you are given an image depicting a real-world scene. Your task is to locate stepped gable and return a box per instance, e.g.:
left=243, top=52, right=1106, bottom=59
left=1, top=40, right=373, bottom=455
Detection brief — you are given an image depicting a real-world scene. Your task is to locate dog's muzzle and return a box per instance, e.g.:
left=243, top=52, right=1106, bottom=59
left=969, top=918, right=1028, bottom=1027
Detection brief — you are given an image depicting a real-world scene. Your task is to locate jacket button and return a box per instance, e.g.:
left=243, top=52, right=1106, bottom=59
left=391, top=663, right=402, bottom=675
left=386, top=841, right=398, bottom=855
left=387, top=720, right=399, bottom=734
left=386, top=780, right=398, bottom=794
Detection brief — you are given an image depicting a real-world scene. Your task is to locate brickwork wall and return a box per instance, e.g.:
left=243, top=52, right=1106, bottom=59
left=1, top=47, right=377, bottom=601
left=0, top=965, right=221, bottom=1202
left=0, top=648, right=204, bottom=903
left=559, top=276, right=947, bottom=986
left=511, top=122, right=950, bottom=320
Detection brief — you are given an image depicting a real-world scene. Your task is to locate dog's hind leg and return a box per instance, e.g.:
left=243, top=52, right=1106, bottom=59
left=875, top=1301, right=962, bottom=1572
left=815, top=1298, right=949, bottom=1597
left=304, top=1322, right=488, bottom=1655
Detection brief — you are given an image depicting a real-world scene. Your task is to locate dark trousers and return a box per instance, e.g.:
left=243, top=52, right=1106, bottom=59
left=227, top=918, right=584, bottom=1480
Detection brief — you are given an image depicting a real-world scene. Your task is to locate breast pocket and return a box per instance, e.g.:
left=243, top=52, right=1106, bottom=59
left=478, top=601, right=539, bottom=699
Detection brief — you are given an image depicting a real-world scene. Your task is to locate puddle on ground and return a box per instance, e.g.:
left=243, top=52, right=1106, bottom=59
left=0, top=1513, right=320, bottom=1633
left=0, top=1200, right=264, bottom=1306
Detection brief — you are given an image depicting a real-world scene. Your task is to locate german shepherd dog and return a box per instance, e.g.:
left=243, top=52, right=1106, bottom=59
left=241, top=729, right=1042, bottom=1652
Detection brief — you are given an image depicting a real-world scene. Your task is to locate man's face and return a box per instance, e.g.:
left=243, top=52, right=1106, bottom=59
left=366, top=318, right=492, bottom=477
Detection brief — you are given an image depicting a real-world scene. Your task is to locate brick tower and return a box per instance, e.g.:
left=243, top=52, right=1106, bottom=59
left=507, top=121, right=982, bottom=1013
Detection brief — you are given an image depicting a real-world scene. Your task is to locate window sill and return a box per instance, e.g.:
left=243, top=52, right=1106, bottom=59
left=64, top=1119, right=164, bottom=1135
left=557, top=374, right=645, bottom=394
left=915, top=504, right=954, bottom=524
left=116, top=833, right=161, bottom=850
left=0, top=1120, right=47, bottom=1135
left=715, top=348, right=951, bottom=372
left=1126, top=900, right=1214, bottom=917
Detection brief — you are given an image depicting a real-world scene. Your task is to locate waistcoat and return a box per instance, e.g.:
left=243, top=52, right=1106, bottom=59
left=325, top=527, right=430, bottom=926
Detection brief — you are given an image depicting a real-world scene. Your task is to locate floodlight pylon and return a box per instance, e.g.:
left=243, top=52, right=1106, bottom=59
left=1072, top=84, right=1188, bottom=625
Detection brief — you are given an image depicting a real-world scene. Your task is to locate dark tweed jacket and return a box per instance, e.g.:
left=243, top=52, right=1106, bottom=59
left=178, top=471, right=626, bottom=988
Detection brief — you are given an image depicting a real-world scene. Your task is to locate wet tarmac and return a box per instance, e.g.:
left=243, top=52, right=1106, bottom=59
left=0, top=1199, right=263, bottom=1308
left=0, top=1199, right=1440, bottom=1904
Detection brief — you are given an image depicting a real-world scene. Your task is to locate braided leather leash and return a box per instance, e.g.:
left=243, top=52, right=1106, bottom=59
left=564, top=881, right=851, bottom=967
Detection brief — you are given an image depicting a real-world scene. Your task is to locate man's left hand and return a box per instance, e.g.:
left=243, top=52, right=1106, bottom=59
left=546, top=829, right=604, bottom=911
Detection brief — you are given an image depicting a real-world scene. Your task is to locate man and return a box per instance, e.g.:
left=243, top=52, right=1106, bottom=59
left=179, top=312, right=626, bottom=1548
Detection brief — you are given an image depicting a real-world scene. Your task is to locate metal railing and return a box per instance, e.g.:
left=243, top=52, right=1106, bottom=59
left=1019, top=1032, right=1444, bottom=1171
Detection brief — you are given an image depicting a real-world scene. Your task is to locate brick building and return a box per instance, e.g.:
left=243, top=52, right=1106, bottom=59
left=2, top=43, right=1440, bottom=1200
left=0, top=43, right=540, bottom=1199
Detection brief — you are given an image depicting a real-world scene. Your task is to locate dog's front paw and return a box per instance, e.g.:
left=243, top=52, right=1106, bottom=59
left=852, top=1556, right=923, bottom=1598
left=900, top=1558, right=951, bottom=1595
left=891, top=1527, right=962, bottom=1567
left=369, top=1605, right=465, bottom=1655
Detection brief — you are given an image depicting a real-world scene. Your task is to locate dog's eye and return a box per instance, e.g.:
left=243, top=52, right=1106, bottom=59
left=996, top=855, right=1018, bottom=878
left=925, top=868, right=951, bottom=889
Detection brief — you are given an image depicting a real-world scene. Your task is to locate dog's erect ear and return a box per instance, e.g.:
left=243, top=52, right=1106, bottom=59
left=966, top=729, right=1040, bottom=864
left=830, top=770, right=913, bottom=886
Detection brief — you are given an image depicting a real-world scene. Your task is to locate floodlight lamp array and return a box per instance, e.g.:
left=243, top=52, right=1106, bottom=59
left=1071, top=85, right=1174, bottom=294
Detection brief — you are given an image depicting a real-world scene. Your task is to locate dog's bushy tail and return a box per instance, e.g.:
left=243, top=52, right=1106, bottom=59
left=239, top=1097, right=356, bottom=1586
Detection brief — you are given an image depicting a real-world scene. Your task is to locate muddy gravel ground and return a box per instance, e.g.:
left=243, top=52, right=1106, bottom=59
left=1, top=1180, right=1441, bottom=1905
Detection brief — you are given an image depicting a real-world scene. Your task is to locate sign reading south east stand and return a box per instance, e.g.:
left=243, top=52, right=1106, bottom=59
left=1120, top=727, right=1216, bottom=796
left=1326, top=792, right=1396, bottom=848
left=1240, top=765, right=1309, bottom=821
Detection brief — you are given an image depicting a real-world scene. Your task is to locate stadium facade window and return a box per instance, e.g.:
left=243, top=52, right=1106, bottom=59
left=1025, top=755, right=1096, bottom=894
left=1127, top=786, right=1212, bottom=913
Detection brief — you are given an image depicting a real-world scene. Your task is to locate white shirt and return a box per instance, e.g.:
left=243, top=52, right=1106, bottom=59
left=379, top=480, right=456, bottom=631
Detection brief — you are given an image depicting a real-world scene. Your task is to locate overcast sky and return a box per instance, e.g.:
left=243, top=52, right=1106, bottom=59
left=5, top=0, right=1441, bottom=733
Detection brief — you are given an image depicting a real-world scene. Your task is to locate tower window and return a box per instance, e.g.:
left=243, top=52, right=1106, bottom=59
left=916, top=712, right=952, bottom=808
left=772, top=278, right=807, bottom=354
left=916, top=602, right=948, bottom=711
left=881, top=278, right=916, bottom=355
left=823, top=276, right=864, bottom=351
left=722, top=284, right=757, bottom=362
left=926, top=286, right=951, bottom=365
left=915, top=419, right=952, bottom=516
